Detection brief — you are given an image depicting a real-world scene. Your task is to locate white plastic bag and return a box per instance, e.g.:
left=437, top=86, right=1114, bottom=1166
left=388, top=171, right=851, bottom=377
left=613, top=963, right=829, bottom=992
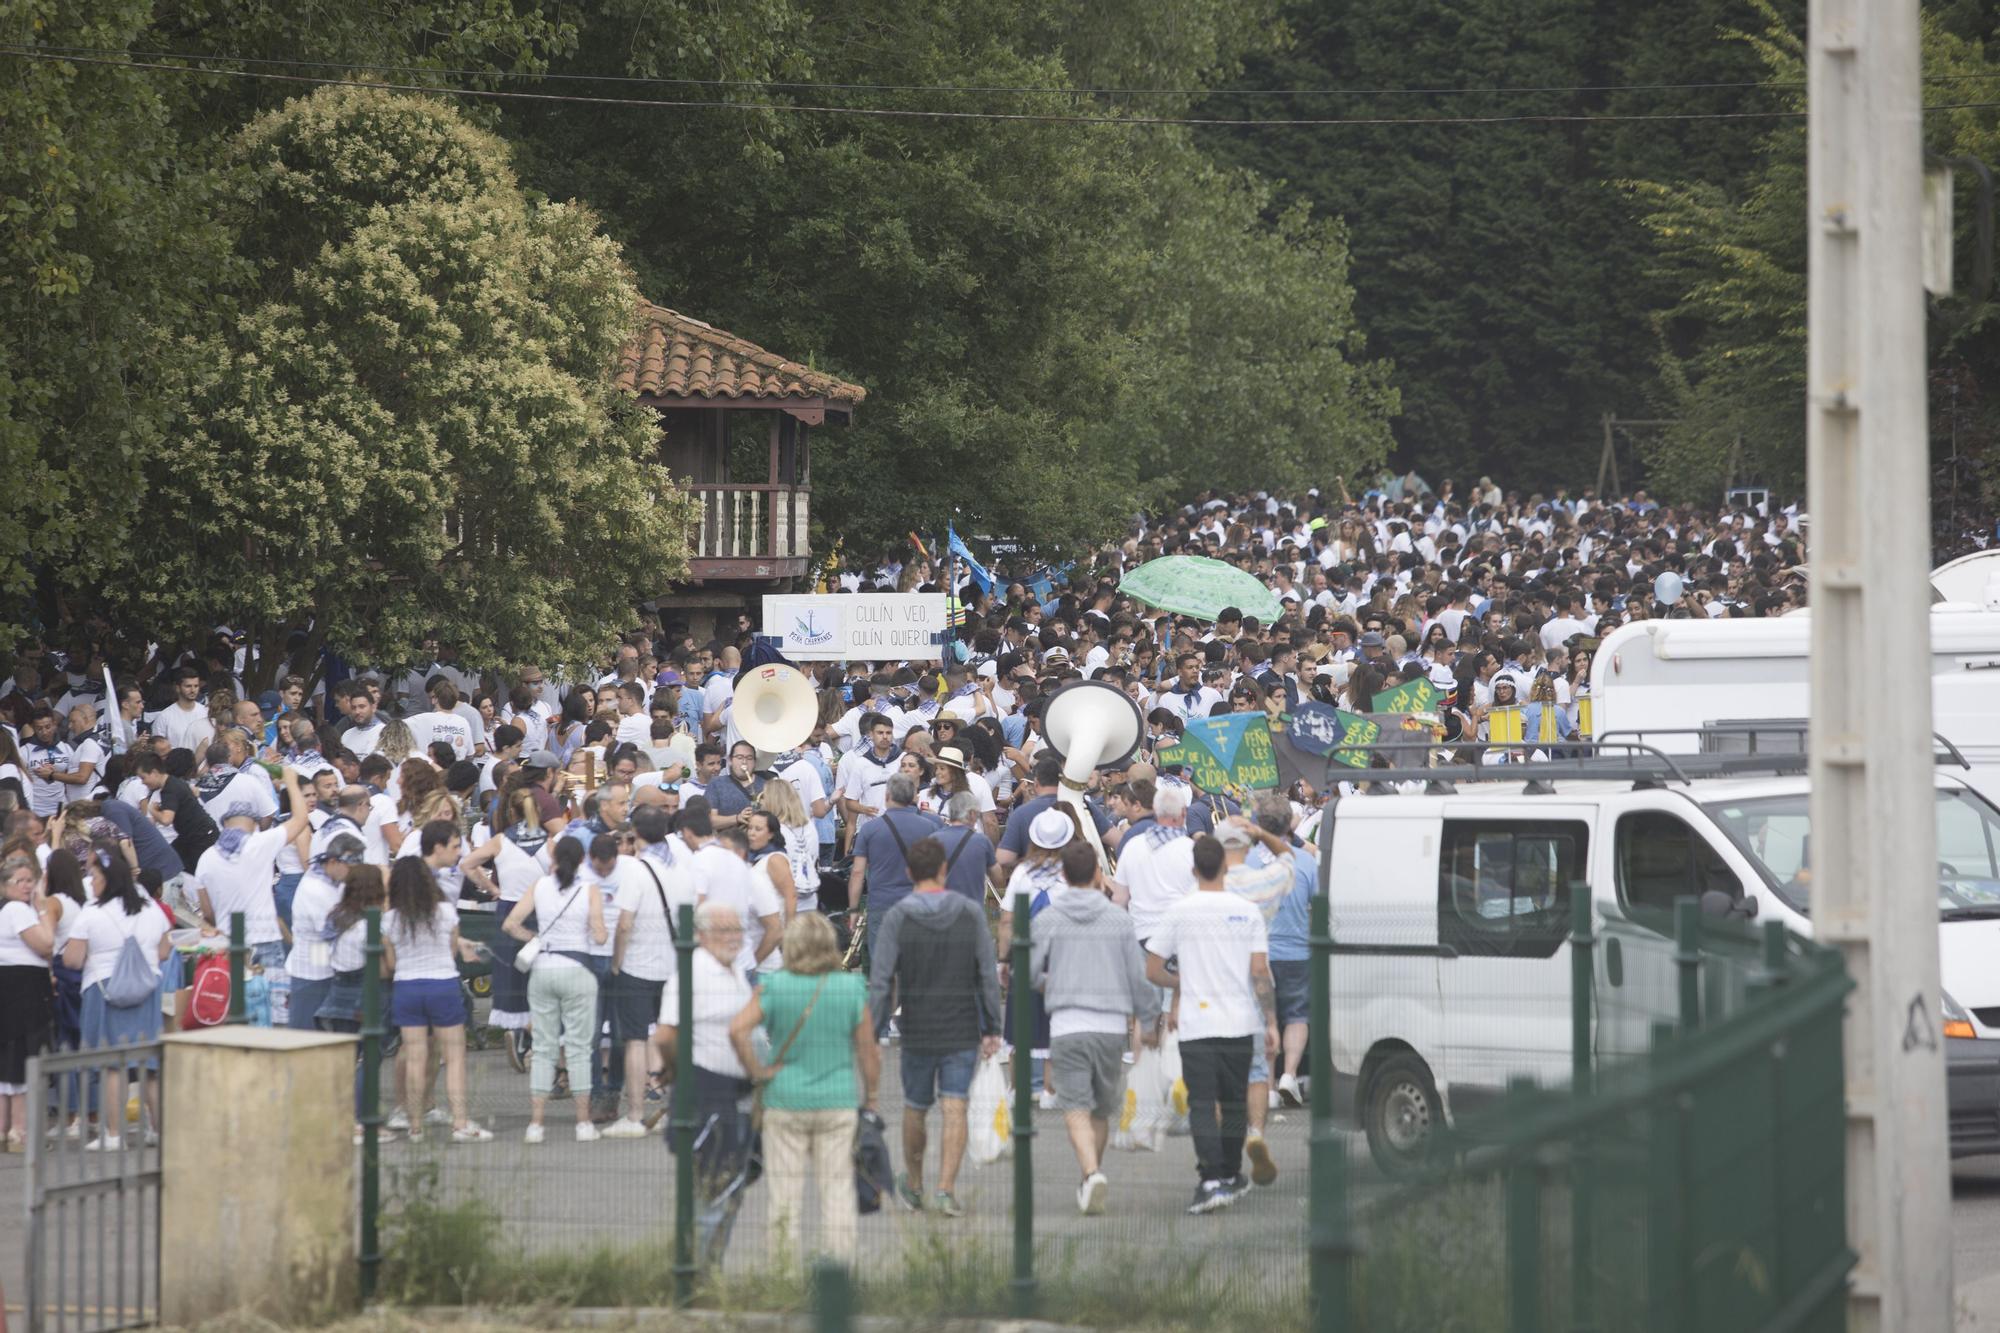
left=968, top=1054, right=1013, bottom=1165
left=1112, top=1043, right=1168, bottom=1153
left=1158, top=1030, right=1191, bottom=1137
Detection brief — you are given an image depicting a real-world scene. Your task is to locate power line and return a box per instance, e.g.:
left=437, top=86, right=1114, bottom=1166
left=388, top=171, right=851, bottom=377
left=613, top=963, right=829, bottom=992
left=7, top=48, right=1998, bottom=126
left=7, top=42, right=1818, bottom=98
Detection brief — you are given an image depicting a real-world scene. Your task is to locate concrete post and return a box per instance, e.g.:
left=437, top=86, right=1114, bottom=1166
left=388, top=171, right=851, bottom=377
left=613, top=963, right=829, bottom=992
left=1805, top=0, right=1953, bottom=1326
left=159, top=1028, right=358, bottom=1325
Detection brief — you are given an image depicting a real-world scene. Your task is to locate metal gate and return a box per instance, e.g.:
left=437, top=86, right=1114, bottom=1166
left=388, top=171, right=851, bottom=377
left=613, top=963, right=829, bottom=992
left=23, top=1042, right=164, bottom=1333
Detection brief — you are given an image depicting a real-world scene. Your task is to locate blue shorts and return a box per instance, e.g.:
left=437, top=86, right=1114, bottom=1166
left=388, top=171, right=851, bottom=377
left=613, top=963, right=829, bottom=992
left=1270, top=959, right=1311, bottom=1028
left=900, top=1046, right=978, bottom=1111
left=80, top=983, right=162, bottom=1051
left=390, top=977, right=465, bottom=1029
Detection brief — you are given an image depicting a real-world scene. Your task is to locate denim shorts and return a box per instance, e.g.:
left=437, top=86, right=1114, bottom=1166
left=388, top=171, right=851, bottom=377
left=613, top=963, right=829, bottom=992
left=1270, top=959, right=1311, bottom=1028
left=899, top=1046, right=978, bottom=1111
left=390, top=977, right=465, bottom=1029
left=81, top=982, right=162, bottom=1051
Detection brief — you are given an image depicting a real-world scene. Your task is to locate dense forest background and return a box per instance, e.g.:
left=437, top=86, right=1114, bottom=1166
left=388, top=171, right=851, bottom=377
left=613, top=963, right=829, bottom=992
left=7, top=0, right=2000, bottom=650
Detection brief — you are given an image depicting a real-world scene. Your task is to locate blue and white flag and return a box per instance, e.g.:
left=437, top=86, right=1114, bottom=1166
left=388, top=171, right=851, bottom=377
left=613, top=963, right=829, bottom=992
left=947, top=525, right=994, bottom=594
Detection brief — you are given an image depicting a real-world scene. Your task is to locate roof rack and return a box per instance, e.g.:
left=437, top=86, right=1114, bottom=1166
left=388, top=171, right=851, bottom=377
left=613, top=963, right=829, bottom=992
left=1315, top=740, right=1714, bottom=791
left=1594, top=725, right=1972, bottom=771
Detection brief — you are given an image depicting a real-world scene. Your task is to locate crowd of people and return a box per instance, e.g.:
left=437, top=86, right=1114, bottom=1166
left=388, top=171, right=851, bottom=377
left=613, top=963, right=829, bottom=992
left=0, top=478, right=1814, bottom=1266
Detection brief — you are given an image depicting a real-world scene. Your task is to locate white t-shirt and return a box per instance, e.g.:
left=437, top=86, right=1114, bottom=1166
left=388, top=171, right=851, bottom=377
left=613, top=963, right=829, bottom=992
left=614, top=712, right=652, bottom=750
left=776, top=758, right=828, bottom=815
left=0, top=898, right=48, bottom=967
left=383, top=900, right=460, bottom=981
left=151, top=702, right=215, bottom=754
left=343, top=719, right=388, bottom=758
left=702, top=674, right=735, bottom=724
left=201, top=768, right=279, bottom=826
left=528, top=875, right=595, bottom=970
left=73, top=899, right=169, bottom=991
left=1146, top=889, right=1269, bottom=1042
left=361, top=793, right=398, bottom=866
left=1116, top=824, right=1195, bottom=943
left=21, top=738, right=73, bottom=816
left=404, top=710, right=475, bottom=761
left=835, top=746, right=901, bottom=828
left=746, top=857, right=787, bottom=971
left=286, top=870, right=343, bottom=980
left=193, top=827, right=290, bottom=945
left=658, top=945, right=750, bottom=1079
left=687, top=842, right=765, bottom=978
left=52, top=893, right=83, bottom=952
left=614, top=852, right=694, bottom=984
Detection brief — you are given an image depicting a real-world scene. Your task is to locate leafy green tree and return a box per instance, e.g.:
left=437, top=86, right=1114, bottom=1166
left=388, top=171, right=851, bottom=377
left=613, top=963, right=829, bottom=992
left=113, top=87, right=694, bottom=687
left=0, top=0, right=232, bottom=643
left=507, top=0, right=1395, bottom=557
left=1633, top=2, right=2000, bottom=501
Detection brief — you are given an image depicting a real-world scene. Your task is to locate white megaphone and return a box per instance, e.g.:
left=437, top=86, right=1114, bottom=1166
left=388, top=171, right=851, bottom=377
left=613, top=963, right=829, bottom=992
left=1041, top=679, right=1146, bottom=866
left=735, top=663, right=819, bottom=767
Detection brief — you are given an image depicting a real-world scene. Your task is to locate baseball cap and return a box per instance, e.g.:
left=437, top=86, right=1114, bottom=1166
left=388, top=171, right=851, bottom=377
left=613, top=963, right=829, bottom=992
left=523, top=748, right=562, bottom=771
left=654, top=669, right=684, bottom=688
left=1029, top=808, right=1075, bottom=850
left=1359, top=631, right=1389, bottom=649
left=976, top=660, right=999, bottom=679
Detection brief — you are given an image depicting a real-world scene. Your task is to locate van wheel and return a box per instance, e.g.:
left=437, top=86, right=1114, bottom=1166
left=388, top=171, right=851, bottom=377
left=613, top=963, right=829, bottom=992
left=1365, top=1053, right=1440, bottom=1177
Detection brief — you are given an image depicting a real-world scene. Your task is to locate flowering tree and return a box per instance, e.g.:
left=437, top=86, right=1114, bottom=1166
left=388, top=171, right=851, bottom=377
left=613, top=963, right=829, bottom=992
left=118, top=86, right=693, bottom=686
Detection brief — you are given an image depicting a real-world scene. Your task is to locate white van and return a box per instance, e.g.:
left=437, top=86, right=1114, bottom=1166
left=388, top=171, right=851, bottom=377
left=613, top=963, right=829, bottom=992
left=1589, top=611, right=2000, bottom=763
left=1325, top=764, right=2000, bottom=1175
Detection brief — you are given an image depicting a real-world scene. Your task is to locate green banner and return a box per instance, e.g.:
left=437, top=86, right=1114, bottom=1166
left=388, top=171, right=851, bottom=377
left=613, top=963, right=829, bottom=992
left=1329, top=710, right=1379, bottom=769
left=1371, top=678, right=1440, bottom=716
left=1156, top=713, right=1281, bottom=793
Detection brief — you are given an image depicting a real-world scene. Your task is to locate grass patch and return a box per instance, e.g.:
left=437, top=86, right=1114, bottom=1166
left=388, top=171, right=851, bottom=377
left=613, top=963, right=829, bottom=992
left=377, top=1163, right=1303, bottom=1331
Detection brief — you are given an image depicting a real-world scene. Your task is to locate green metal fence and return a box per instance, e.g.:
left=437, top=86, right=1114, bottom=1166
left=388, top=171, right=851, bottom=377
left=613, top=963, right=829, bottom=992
left=1307, top=893, right=1854, bottom=1333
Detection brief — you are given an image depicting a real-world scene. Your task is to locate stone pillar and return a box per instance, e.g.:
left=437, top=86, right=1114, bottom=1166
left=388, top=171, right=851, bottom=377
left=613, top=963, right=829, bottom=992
left=159, top=1028, right=357, bottom=1324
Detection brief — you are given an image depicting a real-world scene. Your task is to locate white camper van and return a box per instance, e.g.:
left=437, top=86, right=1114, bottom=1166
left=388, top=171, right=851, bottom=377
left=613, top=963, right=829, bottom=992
left=1588, top=611, right=2000, bottom=762
left=1325, top=757, right=2000, bottom=1176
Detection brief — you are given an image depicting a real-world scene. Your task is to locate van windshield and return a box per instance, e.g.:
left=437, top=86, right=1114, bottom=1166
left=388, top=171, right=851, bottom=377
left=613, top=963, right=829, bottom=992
left=1702, top=788, right=2000, bottom=919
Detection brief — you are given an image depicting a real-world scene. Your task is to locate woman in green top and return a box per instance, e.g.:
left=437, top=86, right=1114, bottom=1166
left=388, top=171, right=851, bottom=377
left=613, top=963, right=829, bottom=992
left=731, top=913, right=877, bottom=1269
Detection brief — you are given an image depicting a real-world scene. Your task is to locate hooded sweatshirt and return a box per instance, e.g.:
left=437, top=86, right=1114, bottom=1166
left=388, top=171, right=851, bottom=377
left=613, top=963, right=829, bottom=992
left=868, top=890, right=1002, bottom=1055
left=1030, top=887, right=1162, bottom=1032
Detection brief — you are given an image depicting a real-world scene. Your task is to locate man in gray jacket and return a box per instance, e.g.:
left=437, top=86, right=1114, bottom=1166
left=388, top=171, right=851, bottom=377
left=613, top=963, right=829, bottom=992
left=1032, top=841, right=1162, bottom=1216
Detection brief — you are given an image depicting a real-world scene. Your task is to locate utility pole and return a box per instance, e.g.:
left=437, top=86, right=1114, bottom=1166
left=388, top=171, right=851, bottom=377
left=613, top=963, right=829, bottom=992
left=1805, top=1, right=1951, bottom=1328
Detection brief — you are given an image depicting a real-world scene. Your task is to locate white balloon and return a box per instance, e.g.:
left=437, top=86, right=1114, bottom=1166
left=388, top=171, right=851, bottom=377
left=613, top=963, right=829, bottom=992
left=1653, top=571, right=1685, bottom=605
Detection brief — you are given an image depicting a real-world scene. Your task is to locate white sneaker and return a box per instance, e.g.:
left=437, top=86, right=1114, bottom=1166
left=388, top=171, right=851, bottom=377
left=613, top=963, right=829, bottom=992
left=1267, top=1088, right=1282, bottom=1111
left=600, top=1117, right=648, bottom=1139
left=1077, top=1171, right=1108, bottom=1216
left=63, top=1119, right=83, bottom=1141
left=85, top=1135, right=122, bottom=1152
left=1277, top=1073, right=1303, bottom=1109
left=385, top=1109, right=411, bottom=1132
left=523, top=1123, right=546, bottom=1145
left=451, top=1123, right=495, bottom=1144
left=142, top=1129, right=159, bottom=1148
left=574, top=1121, right=600, bottom=1143
left=424, top=1107, right=452, bottom=1126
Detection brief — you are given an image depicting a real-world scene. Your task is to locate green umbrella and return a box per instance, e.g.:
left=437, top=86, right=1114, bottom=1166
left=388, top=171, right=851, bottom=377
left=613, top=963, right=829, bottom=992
left=1119, top=555, right=1284, bottom=624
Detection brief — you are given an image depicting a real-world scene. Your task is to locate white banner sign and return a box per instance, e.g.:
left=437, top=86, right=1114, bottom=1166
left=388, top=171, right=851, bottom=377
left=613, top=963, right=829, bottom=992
left=762, top=593, right=948, bottom=661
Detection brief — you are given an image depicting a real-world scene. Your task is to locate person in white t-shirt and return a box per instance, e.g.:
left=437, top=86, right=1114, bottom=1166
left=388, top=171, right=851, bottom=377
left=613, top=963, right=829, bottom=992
left=192, top=766, right=310, bottom=970
left=382, top=855, right=491, bottom=1142
left=1145, top=833, right=1276, bottom=1216
left=680, top=806, right=780, bottom=981
left=403, top=680, right=476, bottom=762
left=149, top=668, right=215, bottom=755
left=62, top=843, right=172, bottom=1148
left=606, top=806, right=694, bottom=1137
left=340, top=685, right=388, bottom=758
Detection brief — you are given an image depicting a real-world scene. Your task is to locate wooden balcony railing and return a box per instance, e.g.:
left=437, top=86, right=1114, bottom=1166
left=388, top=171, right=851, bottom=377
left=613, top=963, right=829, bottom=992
left=687, top=484, right=810, bottom=579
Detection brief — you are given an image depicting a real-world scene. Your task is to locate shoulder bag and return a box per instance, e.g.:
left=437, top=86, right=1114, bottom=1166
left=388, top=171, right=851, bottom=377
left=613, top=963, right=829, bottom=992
left=513, top=878, right=587, bottom=973
left=750, top=974, right=827, bottom=1131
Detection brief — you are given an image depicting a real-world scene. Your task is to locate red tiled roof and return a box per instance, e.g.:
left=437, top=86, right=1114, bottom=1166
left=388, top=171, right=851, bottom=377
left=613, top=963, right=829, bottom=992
left=616, top=303, right=865, bottom=406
